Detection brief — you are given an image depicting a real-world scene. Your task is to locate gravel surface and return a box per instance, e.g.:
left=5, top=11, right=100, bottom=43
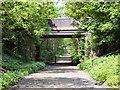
left=10, top=64, right=109, bottom=89
left=10, top=54, right=109, bottom=89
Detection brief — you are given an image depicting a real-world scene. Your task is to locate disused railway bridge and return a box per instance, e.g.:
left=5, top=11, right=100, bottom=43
left=41, top=18, right=91, bottom=38
left=36, top=18, right=92, bottom=62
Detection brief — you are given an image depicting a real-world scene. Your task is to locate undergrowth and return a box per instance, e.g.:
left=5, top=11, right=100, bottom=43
left=77, top=53, right=120, bottom=87
left=1, top=54, right=46, bottom=90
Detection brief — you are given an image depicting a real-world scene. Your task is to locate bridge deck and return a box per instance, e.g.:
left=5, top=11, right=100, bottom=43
left=42, top=18, right=79, bottom=38
left=41, top=18, right=91, bottom=38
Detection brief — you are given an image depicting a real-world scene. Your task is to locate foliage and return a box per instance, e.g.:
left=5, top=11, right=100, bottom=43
left=38, top=38, right=66, bottom=63
left=2, top=2, right=61, bottom=61
left=64, top=2, right=120, bottom=86
left=1, top=71, right=24, bottom=90
left=65, top=2, right=120, bottom=56
left=63, top=38, right=85, bottom=64
left=1, top=54, right=46, bottom=90
left=77, top=53, right=120, bottom=87
left=2, top=54, right=46, bottom=72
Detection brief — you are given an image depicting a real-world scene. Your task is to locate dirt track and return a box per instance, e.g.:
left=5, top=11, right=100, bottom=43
left=10, top=54, right=109, bottom=89
left=11, top=64, right=109, bottom=89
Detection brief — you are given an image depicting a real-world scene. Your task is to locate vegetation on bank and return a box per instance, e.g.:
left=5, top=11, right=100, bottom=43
left=77, top=53, right=120, bottom=87
left=2, top=2, right=65, bottom=63
left=1, top=1, right=120, bottom=89
left=64, top=2, right=120, bottom=62
left=1, top=2, right=66, bottom=90
left=64, top=2, right=120, bottom=87
left=1, top=54, right=46, bottom=90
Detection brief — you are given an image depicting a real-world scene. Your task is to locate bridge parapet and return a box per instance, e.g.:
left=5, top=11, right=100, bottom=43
left=42, top=18, right=90, bottom=38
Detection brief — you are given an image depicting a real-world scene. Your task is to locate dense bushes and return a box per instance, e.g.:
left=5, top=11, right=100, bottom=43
left=72, top=55, right=81, bottom=65
left=1, top=54, right=46, bottom=90
left=77, top=53, right=120, bottom=87
left=1, top=71, right=24, bottom=90
left=2, top=54, right=45, bottom=72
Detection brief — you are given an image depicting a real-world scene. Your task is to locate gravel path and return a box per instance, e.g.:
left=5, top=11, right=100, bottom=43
left=11, top=64, right=109, bottom=89
left=10, top=54, right=109, bottom=89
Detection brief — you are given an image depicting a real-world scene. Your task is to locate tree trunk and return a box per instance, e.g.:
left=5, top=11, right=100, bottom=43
left=35, top=45, right=40, bottom=61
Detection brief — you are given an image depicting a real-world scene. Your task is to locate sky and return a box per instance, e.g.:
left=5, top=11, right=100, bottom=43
left=55, top=0, right=63, bottom=8
left=54, top=0, right=67, bottom=17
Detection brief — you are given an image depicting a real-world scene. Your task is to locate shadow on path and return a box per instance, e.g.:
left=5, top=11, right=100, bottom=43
left=10, top=54, right=109, bottom=89
left=11, top=64, right=109, bottom=89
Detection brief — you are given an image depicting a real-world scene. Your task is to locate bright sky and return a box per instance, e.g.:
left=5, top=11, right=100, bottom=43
left=55, top=0, right=67, bottom=17
left=55, top=0, right=64, bottom=8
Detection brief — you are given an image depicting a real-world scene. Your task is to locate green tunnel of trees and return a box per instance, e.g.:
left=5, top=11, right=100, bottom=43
left=1, top=1, right=120, bottom=89
left=2, top=2, right=120, bottom=63
left=2, top=2, right=66, bottom=63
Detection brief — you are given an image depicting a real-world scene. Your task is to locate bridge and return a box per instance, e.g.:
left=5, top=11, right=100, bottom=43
left=37, top=18, right=92, bottom=62
left=42, top=18, right=91, bottom=38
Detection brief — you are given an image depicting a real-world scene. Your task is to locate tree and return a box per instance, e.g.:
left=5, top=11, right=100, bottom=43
left=2, top=2, right=62, bottom=61
left=64, top=2, right=120, bottom=57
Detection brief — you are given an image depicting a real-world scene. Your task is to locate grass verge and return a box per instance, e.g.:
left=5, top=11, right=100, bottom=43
left=77, top=53, right=120, bottom=87
left=1, top=54, right=46, bottom=90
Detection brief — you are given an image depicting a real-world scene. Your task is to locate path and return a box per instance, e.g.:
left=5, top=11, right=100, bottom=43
left=56, top=53, right=72, bottom=64
left=11, top=54, right=109, bottom=89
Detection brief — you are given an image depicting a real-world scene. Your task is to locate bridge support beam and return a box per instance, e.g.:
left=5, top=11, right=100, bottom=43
left=41, top=35, right=82, bottom=38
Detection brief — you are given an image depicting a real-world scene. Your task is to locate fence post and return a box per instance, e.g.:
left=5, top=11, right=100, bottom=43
left=55, top=56, right=56, bottom=64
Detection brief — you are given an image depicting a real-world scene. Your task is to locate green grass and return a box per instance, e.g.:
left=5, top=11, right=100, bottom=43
left=1, top=54, right=46, bottom=90
left=77, top=53, right=120, bottom=87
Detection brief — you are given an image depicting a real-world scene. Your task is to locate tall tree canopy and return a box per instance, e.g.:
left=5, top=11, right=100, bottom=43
left=65, top=2, right=120, bottom=56
left=2, top=2, right=64, bottom=61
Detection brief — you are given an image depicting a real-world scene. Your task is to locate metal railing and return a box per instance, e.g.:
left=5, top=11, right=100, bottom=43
left=92, top=49, right=120, bottom=66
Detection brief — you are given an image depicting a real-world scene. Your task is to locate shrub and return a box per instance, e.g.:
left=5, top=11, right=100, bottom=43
left=77, top=56, right=98, bottom=72
left=77, top=53, right=120, bottom=87
left=105, top=75, right=119, bottom=87
left=1, top=71, right=24, bottom=90
left=1, top=54, right=46, bottom=90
